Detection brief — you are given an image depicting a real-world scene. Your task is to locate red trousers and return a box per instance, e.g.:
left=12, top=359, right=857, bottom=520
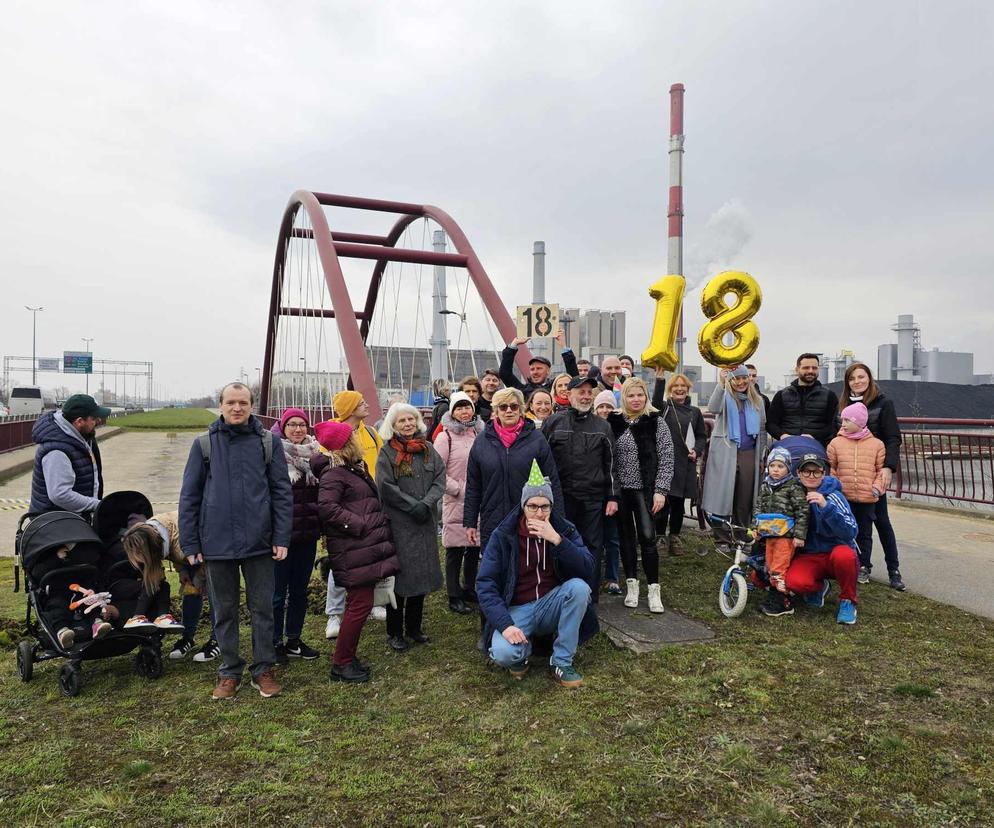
left=764, top=537, right=795, bottom=593
left=333, top=585, right=374, bottom=667
left=784, top=546, right=859, bottom=603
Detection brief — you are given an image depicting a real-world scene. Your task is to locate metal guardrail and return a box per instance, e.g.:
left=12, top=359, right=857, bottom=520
left=0, top=417, right=37, bottom=454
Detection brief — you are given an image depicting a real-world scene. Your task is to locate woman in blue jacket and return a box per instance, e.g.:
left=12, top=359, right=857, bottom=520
left=463, top=387, right=563, bottom=551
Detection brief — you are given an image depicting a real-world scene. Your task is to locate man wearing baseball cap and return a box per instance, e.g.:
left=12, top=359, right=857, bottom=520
left=29, top=394, right=111, bottom=516
left=783, top=452, right=861, bottom=625
left=498, top=327, right=579, bottom=398
left=541, top=375, right=617, bottom=600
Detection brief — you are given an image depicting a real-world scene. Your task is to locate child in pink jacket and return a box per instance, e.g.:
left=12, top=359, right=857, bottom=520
left=827, top=402, right=886, bottom=583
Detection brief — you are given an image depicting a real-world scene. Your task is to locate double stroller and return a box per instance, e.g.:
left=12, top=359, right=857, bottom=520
left=14, top=491, right=165, bottom=696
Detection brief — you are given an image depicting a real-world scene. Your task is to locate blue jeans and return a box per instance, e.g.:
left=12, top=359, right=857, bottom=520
left=869, top=493, right=901, bottom=573
left=603, top=515, right=620, bottom=583
left=273, top=538, right=318, bottom=644
left=489, top=578, right=591, bottom=669
left=182, top=592, right=217, bottom=641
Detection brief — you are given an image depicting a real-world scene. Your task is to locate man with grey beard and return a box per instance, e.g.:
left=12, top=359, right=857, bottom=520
left=541, top=375, right=617, bottom=600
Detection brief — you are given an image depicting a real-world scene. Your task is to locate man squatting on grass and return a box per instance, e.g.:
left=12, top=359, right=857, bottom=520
left=477, top=460, right=599, bottom=687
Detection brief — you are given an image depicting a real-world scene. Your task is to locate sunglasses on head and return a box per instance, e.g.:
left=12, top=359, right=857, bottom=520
left=497, top=403, right=520, bottom=412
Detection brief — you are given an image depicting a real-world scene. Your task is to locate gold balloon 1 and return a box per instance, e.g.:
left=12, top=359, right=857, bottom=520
left=640, top=274, right=686, bottom=371
left=697, top=271, right=762, bottom=367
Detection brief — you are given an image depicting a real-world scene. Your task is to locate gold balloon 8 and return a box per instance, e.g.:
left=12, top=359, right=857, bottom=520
left=640, top=275, right=686, bottom=371
left=697, top=271, right=762, bottom=367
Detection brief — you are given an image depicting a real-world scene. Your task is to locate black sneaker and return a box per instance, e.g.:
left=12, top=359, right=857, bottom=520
left=889, top=571, right=907, bottom=591
left=274, top=643, right=289, bottom=665
left=387, top=635, right=409, bottom=652
left=408, top=631, right=430, bottom=645
left=192, top=639, right=219, bottom=663
left=448, top=598, right=473, bottom=615
left=858, top=566, right=871, bottom=584
left=760, top=590, right=794, bottom=617
left=169, top=637, right=196, bottom=660
left=286, top=639, right=320, bottom=660
left=331, top=661, right=370, bottom=683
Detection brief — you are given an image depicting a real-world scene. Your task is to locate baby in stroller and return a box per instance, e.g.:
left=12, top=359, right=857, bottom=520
left=30, top=539, right=116, bottom=649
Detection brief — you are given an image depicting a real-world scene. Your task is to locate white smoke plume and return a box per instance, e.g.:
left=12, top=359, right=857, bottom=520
left=684, top=199, right=753, bottom=290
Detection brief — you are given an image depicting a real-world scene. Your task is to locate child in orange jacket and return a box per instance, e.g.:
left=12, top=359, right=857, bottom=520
left=827, top=403, right=886, bottom=583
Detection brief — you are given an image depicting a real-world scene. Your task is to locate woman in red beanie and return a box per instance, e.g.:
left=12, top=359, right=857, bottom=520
left=312, top=421, right=399, bottom=683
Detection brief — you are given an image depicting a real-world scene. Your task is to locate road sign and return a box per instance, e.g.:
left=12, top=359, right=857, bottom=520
left=63, top=351, right=93, bottom=374
left=37, top=358, right=60, bottom=372
left=516, top=303, right=559, bottom=340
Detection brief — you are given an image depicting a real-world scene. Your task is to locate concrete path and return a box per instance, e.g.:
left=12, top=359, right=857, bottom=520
left=0, top=430, right=194, bottom=556
left=882, top=499, right=994, bottom=620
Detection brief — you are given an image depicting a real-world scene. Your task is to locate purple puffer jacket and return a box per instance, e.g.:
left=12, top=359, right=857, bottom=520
left=311, top=453, right=399, bottom=589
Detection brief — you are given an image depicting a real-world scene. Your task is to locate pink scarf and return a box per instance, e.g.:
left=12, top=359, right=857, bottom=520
left=494, top=418, right=524, bottom=448
left=839, top=425, right=871, bottom=441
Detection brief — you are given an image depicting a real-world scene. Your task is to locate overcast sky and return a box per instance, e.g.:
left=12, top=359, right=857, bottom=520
left=2, top=1, right=992, bottom=400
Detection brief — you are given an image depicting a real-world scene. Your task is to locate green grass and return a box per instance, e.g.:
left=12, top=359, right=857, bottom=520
left=2, top=535, right=993, bottom=826
left=110, top=408, right=217, bottom=430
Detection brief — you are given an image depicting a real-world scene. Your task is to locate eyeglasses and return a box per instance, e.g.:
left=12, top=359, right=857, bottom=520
left=284, top=422, right=308, bottom=429
left=524, top=503, right=552, bottom=513
left=798, top=468, right=824, bottom=478
left=497, top=403, right=520, bottom=412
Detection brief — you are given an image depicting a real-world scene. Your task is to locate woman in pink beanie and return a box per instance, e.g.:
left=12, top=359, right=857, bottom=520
left=270, top=408, right=322, bottom=663
left=827, top=402, right=886, bottom=584
left=311, top=422, right=399, bottom=683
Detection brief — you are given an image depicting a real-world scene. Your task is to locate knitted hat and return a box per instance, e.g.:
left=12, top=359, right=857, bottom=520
left=449, top=391, right=475, bottom=413
left=520, top=459, right=554, bottom=508
left=314, top=421, right=353, bottom=452
left=278, top=407, right=309, bottom=435
left=730, top=365, right=750, bottom=378
left=766, top=446, right=792, bottom=471
left=594, top=389, right=617, bottom=410
left=840, top=402, right=869, bottom=429
left=332, top=390, right=364, bottom=421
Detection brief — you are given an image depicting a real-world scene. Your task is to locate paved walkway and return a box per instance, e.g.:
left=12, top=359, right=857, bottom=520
left=0, top=430, right=193, bottom=556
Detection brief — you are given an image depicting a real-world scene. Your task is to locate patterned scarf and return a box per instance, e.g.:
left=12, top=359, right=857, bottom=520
left=282, top=435, right=319, bottom=485
left=389, top=436, right=428, bottom=476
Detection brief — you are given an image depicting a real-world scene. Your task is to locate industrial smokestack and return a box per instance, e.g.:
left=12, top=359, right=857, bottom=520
left=533, top=241, right=545, bottom=304
left=430, top=230, right=448, bottom=381
left=668, top=83, right=685, bottom=371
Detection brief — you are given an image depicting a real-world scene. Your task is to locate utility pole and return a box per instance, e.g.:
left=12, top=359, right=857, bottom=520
left=25, top=306, right=43, bottom=385
left=82, top=337, right=93, bottom=395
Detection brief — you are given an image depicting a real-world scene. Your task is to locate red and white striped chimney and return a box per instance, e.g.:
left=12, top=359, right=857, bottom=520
left=668, top=83, right=686, bottom=370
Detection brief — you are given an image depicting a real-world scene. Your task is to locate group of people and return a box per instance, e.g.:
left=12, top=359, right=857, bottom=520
left=27, top=341, right=906, bottom=698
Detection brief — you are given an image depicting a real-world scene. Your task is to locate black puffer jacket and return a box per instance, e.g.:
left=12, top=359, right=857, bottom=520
left=651, top=380, right=707, bottom=500
left=542, top=407, right=616, bottom=503
left=767, top=380, right=839, bottom=447
left=312, top=454, right=399, bottom=589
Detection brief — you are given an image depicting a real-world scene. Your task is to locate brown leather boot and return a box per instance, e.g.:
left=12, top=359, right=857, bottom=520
left=655, top=535, right=671, bottom=557
left=211, top=676, right=240, bottom=700
left=250, top=669, right=282, bottom=698
left=668, top=535, right=684, bottom=556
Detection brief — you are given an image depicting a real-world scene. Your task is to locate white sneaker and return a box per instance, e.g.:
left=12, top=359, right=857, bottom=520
left=624, top=578, right=640, bottom=608
left=647, top=583, right=664, bottom=614
left=325, top=615, right=342, bottom=639
left=368, top=606, right=387, bottom=621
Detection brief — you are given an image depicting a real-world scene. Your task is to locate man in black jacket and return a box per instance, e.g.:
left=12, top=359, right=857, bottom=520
left=541, top=375, right=616, bottom=600
left=767, top=353, right=840, bottom=447
left=498, top=327, right=578, bottom=397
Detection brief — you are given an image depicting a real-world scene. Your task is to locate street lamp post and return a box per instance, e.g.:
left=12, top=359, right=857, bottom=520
left=82, top=337, right=93, bottom=395
left=25, top=306, right=44, bottom=385
left=299, top=357, right=307, bottom=410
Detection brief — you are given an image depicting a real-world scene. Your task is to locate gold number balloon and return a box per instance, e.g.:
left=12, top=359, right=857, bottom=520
left=697, top=271, right=762, bottom=367
left=640, top=275, right=686, bottom=371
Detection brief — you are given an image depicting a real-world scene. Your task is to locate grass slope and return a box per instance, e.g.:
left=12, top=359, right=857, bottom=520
left=111, top=409, right=217, bottom=430
left=1, top=535, right=992, bottom=827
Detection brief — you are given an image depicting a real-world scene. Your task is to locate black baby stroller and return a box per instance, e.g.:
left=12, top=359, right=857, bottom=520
left=13, top=491, right=164, bottom=697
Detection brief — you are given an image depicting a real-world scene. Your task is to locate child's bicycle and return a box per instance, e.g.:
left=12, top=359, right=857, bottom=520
left=711, top=518, right=767, bottom=618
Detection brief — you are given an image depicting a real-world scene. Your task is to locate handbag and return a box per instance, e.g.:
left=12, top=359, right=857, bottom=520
left=373, top=575, right=397, bottom=609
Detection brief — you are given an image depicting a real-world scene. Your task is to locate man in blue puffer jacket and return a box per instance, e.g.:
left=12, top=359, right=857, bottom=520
left=477, top=461, right=597, bottom=687
left=179, top=382, right=293, bottom=700
left=784, top=453, right=861, bottom=625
